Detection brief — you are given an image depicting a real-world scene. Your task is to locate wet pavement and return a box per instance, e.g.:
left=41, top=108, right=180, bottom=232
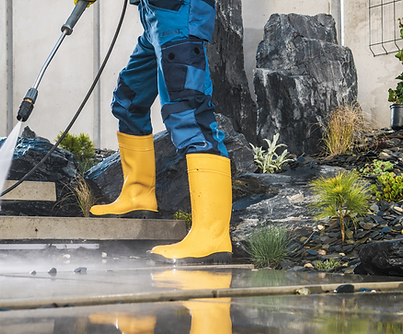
left=1, top=249, right=403, bottom=333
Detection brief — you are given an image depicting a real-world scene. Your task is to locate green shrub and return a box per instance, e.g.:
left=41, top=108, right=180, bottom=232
left=372, top=172, right=403, bottom=202
left=56, top=132, right=95, bottom=173
left=244, top=223, right=290, bottom=268
left=388, top=18, right=403, bottom=103
left=359, top=159, right=394, bottom=176
left=309, top=170, right=371, bottom=243
left=173, top=210, right=192, bottom=229
left=250, top=133, right=292, bottom=173
left=314, top=258, right=342, bottom=271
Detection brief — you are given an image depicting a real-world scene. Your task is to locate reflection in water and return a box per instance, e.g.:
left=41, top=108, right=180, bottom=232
left=46, top=269, right=403, bottom=334
left=89, top=312, right=156, bottom=334
left=77, top=269, right=233, bottom=334
left=153, top=270, right=233, bottom=334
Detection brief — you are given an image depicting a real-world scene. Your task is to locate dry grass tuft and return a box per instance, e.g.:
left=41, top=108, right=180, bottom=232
left=322, top=102, right=373, bottom=157
left=72, top=175, right=97, bottom=217
left=56, top=174, right=97, bottom=217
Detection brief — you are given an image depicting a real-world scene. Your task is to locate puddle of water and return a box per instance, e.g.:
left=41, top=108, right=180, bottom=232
left=0, top=121, right=22, bottom=209
left=0, top=244, right=99, bottom=250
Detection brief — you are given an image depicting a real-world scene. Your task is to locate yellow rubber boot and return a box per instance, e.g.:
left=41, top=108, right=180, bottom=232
left=90, top=132, right=158, bottom=217
left=89, top=312, right=156, bottom=334
left=151, top=153, right=232, bottom=264
left=152, top=270, right=232, bottom=334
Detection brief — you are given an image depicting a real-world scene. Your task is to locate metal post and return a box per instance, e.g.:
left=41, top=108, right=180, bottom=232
left=330, top=0, right=342, bottom=45
left=93, top=1, right=101, bottom=149
left=6, top=0, right=13, bottom=135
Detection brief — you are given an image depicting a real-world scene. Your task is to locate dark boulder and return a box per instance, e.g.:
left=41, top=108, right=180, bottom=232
left=206, top=0, right=257, bottom=145
left=359, top=239, right=403, bottom=277
left=254, top=13, right=358, bottom=156
left=0, top=134, right=80, bottom=216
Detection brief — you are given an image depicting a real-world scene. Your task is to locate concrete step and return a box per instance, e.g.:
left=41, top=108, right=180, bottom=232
left=2, top=181, right=56, bottom=201
left=0, top=216, right=186, bottom=241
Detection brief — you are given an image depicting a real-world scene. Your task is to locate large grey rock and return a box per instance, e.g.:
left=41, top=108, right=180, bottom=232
left=85, top=114, right=257, bottom=218
left=254, top=13, right=358, bottom=156
left=359, top=240, right=403, bottom=277
left=0, top=136, right=80, bottom=216
left=230, top=165, right=345, bottom=258
left=207, top=0, right=257, bottom=145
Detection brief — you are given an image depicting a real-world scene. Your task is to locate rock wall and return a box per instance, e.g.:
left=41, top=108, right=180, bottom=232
left=207, top=0, right=257, bottom=145
left=0, top=133, right=80, bottom=216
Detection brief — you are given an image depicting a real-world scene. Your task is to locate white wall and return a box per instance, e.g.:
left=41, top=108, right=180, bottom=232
left=13, top=0, right=95, bottom=145
left=344, top=0, right=403, bottom=127
left=3, top=1, right=163, bottom=150
left=2, top=0, right=402, bottom=148
left=1, top=0, right=9, bottom=136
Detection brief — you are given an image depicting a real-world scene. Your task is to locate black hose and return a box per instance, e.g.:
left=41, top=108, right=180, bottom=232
left=1, top=0, right=128, bottom=198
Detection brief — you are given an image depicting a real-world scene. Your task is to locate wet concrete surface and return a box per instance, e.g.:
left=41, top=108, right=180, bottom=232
left=1, top=248, right=403, bottom=333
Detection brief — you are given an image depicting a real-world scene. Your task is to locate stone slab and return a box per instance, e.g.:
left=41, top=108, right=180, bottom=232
left=0, top=216, right=186, bottom=240
left=1, top=181, right=56, bottom=201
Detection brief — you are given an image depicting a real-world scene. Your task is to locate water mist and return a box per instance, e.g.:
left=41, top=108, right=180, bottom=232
left=0, top=121, right=22, bottom=210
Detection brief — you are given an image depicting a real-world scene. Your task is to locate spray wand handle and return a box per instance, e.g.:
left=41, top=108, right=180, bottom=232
left=62, top=0, right=90, bottom=35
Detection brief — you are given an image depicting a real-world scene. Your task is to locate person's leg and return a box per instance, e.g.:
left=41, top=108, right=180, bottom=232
left=90, top=35, right=159, bottom=218
left=150, top=37, right=232, bottom=264
left=111, top=34, right=158, bottom=136
left=158, top=37, right=228, bottom=157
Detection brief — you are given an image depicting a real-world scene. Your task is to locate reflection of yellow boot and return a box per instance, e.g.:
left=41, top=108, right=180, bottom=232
left=88, top=312, right=156, bottom=334
left=151, top=153, right=232, bottom=264
left=153, top=269, right=232, bottom=290
left=186, top=299, right=231, bottom=334
left=153, top=270, right=232, bottom=334
left=90, top=132, right=158, bottom=217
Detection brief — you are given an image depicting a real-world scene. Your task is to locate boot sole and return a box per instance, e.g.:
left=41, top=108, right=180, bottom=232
left=150, top=252, right=232, bottom=265
left=90, top=210, right=160, bottom=219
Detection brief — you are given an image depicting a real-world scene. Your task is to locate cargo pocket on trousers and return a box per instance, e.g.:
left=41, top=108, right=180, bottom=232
left=162, top=63, right=187, bottom=100
left=149, top=0, right=183, bottom=11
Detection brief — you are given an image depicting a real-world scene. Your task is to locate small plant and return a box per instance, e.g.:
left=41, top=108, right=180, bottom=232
left=55, top=132, right=96, bottom=173
left=250, top=133, right=293, bottom=173
left=314, top=258, right=342, bottom=271
left=372, top=172, right=403, bottom=202
left=321, top=103, right=372, bottom=157
left=309, top=170, right=371, bottom=243
left=57, top=175, right=97, bottom=217
left=244, top=223, right=291, bottom=268
left=388, top=18, right=403, bottom=104
left=359, top=159, right=394, bottom=176
left=173, top=210, right=192, bottom=229
left=72, top=175, right=97, bottom=217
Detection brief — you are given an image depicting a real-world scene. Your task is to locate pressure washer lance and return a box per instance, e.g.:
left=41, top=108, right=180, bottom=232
left=16, top=0, right=91, bottom=122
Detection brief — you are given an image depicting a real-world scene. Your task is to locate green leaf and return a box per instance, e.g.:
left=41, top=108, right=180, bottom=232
left=396, top=50, right=403, bottom=62
left=345, top=227, right=354, bottom=240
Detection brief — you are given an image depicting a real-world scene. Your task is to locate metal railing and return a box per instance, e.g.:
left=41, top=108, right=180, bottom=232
left=369, top=0, right=403, bottom=56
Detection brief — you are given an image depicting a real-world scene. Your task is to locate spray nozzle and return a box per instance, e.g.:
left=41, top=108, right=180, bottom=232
left=17, top=88, right=38, bottom=122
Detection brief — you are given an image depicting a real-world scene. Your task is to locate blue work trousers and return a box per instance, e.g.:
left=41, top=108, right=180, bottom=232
left=111, top=0, right=228, bottom=157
